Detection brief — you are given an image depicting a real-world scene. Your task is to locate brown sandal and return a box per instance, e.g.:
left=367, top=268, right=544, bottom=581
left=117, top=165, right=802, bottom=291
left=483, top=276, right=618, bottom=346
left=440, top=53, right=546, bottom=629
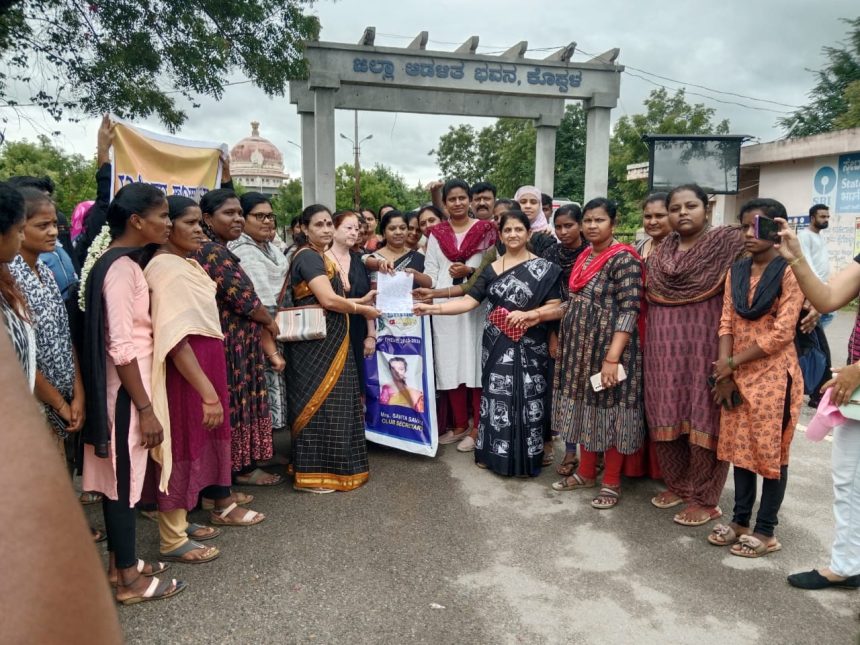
left=555, top=453, right=579, bottom=477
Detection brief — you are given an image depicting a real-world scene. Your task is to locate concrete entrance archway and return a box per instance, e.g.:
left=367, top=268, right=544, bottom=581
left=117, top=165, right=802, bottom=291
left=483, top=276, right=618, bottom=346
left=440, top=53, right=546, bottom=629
left=292, top=27, right=623, bottom=207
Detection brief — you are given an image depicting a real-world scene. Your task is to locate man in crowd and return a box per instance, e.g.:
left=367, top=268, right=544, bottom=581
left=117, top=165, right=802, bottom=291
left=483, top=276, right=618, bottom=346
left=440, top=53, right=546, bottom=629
left=541, top=193, right=553, bottom=221
left=470, top=181, right=496, bottom=221
left=798, top=203, right=832, bottom=407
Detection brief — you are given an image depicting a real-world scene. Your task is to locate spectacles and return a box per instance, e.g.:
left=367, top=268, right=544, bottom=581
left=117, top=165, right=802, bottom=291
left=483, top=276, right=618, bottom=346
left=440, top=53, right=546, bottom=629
left=250, top=212, right=276, bottom=222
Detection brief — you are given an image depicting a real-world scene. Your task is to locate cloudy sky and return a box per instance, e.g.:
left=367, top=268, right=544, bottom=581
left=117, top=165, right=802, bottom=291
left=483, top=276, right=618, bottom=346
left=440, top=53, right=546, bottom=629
left=4, top=0, right=858, bottom=189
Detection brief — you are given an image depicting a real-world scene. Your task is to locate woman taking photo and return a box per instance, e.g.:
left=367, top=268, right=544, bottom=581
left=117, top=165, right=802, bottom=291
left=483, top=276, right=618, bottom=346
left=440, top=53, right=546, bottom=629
left=370, top=210, right=431, bottom=288
left=195, top=189, right=283, bottom=488
left=326, top=210, right=375, bottom=391
left=285, top=204, right=380, bottom=493
left=635, top=193, right=671, bottom=259
left=145, top=196, right=264, bottom=564
left=415, top=210, right=561, bottom=476
left=80, top=183, right=186, bottom=604
left=10, top=188, right=85, bottom=446
left=550, top=198, right=644, bottom=510
left=229, top=192, right=289, bottom=435
left=424, top=179, right=497, bottom=445
left=707, top=199, right=803, bottom=558
left=773, top=216, right=860, bottom=588
left=645, top=184, right=744, bottom=526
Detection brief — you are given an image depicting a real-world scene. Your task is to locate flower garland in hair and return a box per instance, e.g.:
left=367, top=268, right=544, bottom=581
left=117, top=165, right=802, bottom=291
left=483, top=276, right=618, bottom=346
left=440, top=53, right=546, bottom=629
left=77, top=225, right=112, bottom=312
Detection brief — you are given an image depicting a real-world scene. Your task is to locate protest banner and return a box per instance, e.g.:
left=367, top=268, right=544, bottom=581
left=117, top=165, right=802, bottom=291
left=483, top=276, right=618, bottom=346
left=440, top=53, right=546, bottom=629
left=364, top=311, right=438, bottom=457
left=110, top=120, right=227, bottom=198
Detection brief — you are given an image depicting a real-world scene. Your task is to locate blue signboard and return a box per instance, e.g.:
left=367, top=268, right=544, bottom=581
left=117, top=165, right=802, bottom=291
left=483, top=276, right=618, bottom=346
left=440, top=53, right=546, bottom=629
left=837, top=152, right=860, bottom=214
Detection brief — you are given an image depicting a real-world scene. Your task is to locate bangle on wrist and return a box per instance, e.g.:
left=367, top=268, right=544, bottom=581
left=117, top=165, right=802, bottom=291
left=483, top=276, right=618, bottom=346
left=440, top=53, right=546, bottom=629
left=203, top=399, right=219, bottom=406
left=136, top=402, right=152, bottom=413
left=352, top=301, right=357, bottom=313
left=789, top=256, right=804, bottom=267
left=266, top=351, right=281, bottom=360
left=727, top=355, right=737, bottom=370
left=447, top=287, right=452, bottom=298
left=603, top=358, right=619, bottom=364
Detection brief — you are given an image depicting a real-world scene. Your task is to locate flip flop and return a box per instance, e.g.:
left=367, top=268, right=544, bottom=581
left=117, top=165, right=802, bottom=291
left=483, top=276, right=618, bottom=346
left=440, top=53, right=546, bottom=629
left=160, top=540, right=220, bottom=564
left=233, top=468, right=284, bottom=487
left=186, top=523, right=222, bottom=541
left=673, top=505, right=722, bottom=527
left=293, top=486, right=336, bottom=494
left=651, top=491, right=685, bottom=509
left=109, top=560, right=169, bottom=587
left=117, top=576, right=187, bottom=606
left=731, top=534, right=782, bottom=558
left=210, top=502, right=265, bottom=527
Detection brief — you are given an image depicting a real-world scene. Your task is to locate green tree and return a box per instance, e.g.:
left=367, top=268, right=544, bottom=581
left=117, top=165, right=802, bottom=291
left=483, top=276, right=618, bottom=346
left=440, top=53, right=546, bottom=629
left=0, top=1, right=319, bottom=130
left=336, top=163, right=427, bottom=213
left=431, top=104, right=586, bottom=200
left=0, top=135, right=96, bottom=215
left=271, top=178, right=303, bottom=227
left=778, top=17, right=860, bottom=137
left=608, top=88, right=729, bottom=229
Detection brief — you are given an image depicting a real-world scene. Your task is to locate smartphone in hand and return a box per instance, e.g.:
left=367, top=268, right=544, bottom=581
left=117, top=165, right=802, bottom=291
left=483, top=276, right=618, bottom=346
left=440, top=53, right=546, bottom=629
left=754, top=214, right=780, bottom=243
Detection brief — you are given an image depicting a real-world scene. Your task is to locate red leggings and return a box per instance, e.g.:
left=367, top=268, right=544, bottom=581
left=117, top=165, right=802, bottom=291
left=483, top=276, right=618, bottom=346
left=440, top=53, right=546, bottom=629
left=444, top=384, right=481, bottom=430
left=578, top=447, right=625, bottom=487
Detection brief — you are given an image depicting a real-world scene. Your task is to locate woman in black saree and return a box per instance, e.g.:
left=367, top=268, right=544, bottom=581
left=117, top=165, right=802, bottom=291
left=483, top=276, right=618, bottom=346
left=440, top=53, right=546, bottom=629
left=285, top=204, right=380, bottom=493
left=415, top=211, right=562, bottom=476
left=369, top=210, right=431, bottom=288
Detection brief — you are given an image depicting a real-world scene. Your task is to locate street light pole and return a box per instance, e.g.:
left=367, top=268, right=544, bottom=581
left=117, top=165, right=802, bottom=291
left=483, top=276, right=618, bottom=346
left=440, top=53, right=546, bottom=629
left=340, top=112, right=373, bottom=213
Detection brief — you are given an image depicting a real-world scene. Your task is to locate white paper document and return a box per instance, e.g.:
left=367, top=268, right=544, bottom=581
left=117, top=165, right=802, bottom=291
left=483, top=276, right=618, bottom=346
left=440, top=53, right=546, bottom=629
left=377, top=271, right=415, bottom=313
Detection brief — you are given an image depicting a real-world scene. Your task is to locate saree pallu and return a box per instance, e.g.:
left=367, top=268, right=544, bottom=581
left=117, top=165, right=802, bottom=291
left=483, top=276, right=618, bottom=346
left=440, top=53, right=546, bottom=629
left=285, top=257, right=368, bottom=491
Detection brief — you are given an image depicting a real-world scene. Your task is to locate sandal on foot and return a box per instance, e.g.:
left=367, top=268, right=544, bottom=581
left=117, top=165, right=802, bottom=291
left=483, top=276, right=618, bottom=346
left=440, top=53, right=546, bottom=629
left=555, top=454, right=579, bottom=477
left=201, top=491, right=254, bottom=511
left=210, top=502, right=265, bottom=527
left=160, top=540, right=220, bottom=564
left=651, top=491, right=684, bottom=509
left=551, top=473, right=596, bottom=491
left=591, top=487, right=620, bottom=509
left=109, top=560, right=169, bottom=587
left=293, top=486, right=336, bottom=493
left=233, top=468, right=284, bottom=487
left=80, top=491, right=103, bottom=505
left=708, top=523, right=745, bottom=546
left=186, top=523, right=221, bottom=541
left=673, top=505, right=722, bottom=527
left=91, top=526, right=107, bottom=543
left=117, top=576, right=187, bottom=606
left=731, top=534, right=782, bottom=558
left=541, top=446, right=556, bottom=466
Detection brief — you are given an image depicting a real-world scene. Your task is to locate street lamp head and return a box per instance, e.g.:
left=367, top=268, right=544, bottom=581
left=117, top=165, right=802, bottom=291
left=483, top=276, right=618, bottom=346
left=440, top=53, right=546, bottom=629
left=365, top=134, right=373, bottom=141
left=339, top=133, right=350, bottom=141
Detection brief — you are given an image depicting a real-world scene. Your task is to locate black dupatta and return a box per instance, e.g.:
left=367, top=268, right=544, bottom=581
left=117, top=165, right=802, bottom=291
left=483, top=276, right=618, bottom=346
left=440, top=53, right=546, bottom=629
left=730, top=256, right=788, bottom=321
left=82, top=247, right=141, bottom=458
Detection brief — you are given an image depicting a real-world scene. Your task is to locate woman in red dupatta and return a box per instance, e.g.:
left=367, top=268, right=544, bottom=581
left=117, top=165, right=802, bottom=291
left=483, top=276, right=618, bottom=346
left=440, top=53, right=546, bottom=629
left=550, top=198, right=644, bottom=510
left=644, top=184, right=744, bottom=527
left=424, top=179, right=497, bottom=446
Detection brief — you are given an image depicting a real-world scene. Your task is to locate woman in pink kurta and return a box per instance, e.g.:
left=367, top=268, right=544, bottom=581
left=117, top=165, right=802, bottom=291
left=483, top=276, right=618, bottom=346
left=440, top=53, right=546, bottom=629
left=80, top=182, right=186, bottom=605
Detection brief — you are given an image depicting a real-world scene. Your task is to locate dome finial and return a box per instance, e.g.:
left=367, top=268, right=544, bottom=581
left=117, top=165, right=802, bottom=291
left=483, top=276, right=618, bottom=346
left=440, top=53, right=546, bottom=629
left=251, top=121, right=260, bottom=137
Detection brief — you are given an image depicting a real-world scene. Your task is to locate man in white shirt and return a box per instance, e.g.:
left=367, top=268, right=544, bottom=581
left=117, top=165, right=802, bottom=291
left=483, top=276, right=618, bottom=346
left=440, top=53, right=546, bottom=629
left=798, top=204, right=832, bottom=407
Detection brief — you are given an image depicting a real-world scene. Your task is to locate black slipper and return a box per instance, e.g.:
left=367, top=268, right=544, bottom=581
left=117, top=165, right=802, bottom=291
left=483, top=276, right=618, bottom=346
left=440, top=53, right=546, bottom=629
left=787, top=570, right=860, bottom=590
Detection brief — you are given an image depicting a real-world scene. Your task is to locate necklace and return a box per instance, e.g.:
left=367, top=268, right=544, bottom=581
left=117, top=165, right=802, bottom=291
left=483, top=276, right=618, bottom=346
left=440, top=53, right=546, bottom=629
left=327, top=246, right=351, bottom=291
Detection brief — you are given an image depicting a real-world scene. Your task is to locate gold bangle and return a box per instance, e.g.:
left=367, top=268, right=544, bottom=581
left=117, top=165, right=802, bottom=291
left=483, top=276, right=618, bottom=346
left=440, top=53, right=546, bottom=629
left=789, top=256, right=804, bottom=267
left=352, top=301, right=357, bottom=313
left=447, top=287, right=452, bottom=298
left=437, top=305, right=443, bottom=314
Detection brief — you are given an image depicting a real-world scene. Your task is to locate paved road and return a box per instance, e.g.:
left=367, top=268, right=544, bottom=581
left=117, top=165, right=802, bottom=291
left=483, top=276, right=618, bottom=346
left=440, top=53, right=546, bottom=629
left=93, top=311, right=860, bottom=644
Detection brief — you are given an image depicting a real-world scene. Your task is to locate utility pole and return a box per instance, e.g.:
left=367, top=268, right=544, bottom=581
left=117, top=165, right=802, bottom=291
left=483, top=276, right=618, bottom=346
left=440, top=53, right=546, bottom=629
left=340, top=112, right=372, bottom=212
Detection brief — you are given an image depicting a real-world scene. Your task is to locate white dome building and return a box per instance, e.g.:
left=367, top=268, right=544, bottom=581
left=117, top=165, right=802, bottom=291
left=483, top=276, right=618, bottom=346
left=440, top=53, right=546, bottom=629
left=230, top=121, right=289, bottom=196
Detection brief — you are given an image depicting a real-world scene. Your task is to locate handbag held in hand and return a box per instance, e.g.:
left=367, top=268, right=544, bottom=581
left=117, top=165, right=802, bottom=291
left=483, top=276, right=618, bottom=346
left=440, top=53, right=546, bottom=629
left=276, top=249, right=327, bottom=342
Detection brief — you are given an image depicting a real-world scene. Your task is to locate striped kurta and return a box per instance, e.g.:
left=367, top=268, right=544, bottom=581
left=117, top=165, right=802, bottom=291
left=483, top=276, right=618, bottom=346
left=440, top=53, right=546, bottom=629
left=553, top=251, right=644, bottom=454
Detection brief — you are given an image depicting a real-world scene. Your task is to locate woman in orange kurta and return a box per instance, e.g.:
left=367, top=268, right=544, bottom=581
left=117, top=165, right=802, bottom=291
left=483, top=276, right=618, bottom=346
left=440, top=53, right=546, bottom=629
left=707, top=199, right=803, bottom=558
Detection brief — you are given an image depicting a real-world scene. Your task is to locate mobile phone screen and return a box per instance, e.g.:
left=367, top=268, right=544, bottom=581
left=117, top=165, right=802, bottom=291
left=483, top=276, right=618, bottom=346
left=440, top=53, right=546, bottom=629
left=754, top=215, right=780, bottom=243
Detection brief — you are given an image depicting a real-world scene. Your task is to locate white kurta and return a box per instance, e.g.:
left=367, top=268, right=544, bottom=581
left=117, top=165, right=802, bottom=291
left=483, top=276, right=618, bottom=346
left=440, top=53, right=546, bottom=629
left=424, top=233, right=484, bottom=390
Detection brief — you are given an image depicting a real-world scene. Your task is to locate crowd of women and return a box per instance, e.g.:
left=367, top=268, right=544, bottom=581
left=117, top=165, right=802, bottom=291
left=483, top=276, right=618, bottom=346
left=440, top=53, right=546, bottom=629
left=1, top=121, right=859, bottom=602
